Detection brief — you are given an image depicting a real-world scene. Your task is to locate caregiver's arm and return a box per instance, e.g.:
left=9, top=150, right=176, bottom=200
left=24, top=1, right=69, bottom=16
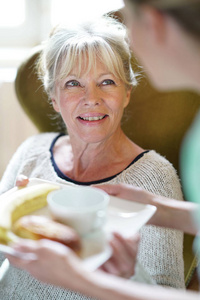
left=16, top=177, right=198, bottom=235
left=97, top=183, right=198, bottom=236
left=7, top=239, right=199, bottom=300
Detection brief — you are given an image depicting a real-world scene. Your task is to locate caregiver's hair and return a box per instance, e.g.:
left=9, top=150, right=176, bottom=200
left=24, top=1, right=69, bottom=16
left=125, top=0, right=200, bottom=40
left=38, top=15, right=137, bottom=97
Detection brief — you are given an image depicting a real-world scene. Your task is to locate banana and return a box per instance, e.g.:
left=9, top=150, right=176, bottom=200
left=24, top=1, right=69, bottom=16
left=0, top=183, right=60, bottom=244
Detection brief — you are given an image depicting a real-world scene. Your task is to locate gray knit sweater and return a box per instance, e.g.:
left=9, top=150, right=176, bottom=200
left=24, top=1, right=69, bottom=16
left=0, top=133, right=185, bottom=299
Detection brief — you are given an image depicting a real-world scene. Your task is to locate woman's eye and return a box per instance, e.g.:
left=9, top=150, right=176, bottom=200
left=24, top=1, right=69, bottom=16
left=101, top=79, right=115, bottom=86
left=65, top=80, right=80, bottom=87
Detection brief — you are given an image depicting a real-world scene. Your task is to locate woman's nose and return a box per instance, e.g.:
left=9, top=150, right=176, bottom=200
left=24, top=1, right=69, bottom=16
left=84, top=85, right=100, bottom=105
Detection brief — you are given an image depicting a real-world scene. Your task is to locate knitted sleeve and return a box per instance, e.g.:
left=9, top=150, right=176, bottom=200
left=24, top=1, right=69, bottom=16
left=0, top=137, right=30, bottom=195
left=0, top=133, right=58, bottom=195
left=109, top=151, right=185, bottom=289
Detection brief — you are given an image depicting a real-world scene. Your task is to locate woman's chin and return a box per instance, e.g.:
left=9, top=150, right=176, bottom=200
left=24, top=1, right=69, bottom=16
left=76, top=133, right=110, bottom=145
left=80, top=137, right=107, bottom=145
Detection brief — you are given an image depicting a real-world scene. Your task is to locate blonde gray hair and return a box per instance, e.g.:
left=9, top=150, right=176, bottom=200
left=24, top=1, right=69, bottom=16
left=38, top=15, right=137, bottom=97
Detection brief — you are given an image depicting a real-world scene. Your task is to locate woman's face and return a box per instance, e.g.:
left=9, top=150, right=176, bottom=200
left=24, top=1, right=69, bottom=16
left=52, top=60, right=131, bottom=144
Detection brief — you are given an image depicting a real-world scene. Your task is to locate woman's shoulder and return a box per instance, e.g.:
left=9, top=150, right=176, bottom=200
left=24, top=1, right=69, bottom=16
left=134, top=150, right=180, bottom=181
left=19, top=132, right=61, bottom=149
left=137, top=150, right=176, bottom=170
left=120, top=150, right=184, bottom=200
left=24, top=132, right=60, bottom=144
left=16, top=132, right=63, bottom=158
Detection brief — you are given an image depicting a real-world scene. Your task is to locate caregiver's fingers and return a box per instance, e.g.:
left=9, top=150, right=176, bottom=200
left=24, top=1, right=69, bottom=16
left=7, top=239, right=89, bottom=291
left=15, top=174, right=29, bottom=187
left=100, top=233, right=140, bottom=278
left=112, top=232, right=140, bottom=257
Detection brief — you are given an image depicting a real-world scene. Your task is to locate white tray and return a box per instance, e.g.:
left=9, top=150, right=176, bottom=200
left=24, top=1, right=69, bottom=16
left=26, top=178, right=156, bottom=237
left=0, top=178, right=156, bottom=271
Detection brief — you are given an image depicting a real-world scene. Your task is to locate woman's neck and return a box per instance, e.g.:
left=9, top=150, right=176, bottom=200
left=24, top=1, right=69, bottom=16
left=54, top=130, right=143, bottom=182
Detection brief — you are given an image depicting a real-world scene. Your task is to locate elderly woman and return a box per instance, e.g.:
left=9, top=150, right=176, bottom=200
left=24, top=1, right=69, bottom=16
left=0, top=15, right=184, bottom=299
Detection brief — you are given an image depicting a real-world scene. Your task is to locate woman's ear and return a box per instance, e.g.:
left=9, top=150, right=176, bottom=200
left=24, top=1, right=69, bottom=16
left=51, top=98, right=60, bottom=112
left=124, top=87, right=132, bottom=108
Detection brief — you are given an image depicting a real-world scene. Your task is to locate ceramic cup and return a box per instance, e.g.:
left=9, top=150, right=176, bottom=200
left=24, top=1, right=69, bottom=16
left=47, top=186, right=110, bottom=236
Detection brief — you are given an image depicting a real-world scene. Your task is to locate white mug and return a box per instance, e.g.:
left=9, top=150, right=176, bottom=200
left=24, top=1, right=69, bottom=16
left=47, top=186, right=110, bottom=236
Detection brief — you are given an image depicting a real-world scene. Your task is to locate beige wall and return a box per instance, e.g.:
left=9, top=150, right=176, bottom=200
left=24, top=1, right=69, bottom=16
left=0, top=81, right=38, bottom=179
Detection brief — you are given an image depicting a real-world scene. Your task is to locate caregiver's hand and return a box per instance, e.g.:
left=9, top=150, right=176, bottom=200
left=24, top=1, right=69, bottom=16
left=96, top=183, right=170, bottom=228
left=99, top=232, right=140, bottom=278
left=95, top=183, right=154, bottom=205
left=96, top=183, right=198, bottom=235
left=15, top=174, right=29, bottom=187
left=6, top=239, right=89, bottom=291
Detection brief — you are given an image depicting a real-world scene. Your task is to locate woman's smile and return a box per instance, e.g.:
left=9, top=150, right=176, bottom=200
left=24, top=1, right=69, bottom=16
left=77, top=113, right=108, bottom=124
